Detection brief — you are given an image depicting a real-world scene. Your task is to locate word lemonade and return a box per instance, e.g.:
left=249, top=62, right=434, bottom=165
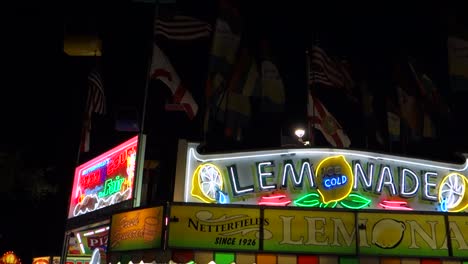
left=186, top=145, right=468, bottom=212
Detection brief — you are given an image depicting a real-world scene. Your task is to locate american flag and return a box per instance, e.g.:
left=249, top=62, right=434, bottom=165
left=80, top=68, right=106, bottom=153
left=308, top=46, right=354, bottom=93
left=154, top=15, right=212, bottom=41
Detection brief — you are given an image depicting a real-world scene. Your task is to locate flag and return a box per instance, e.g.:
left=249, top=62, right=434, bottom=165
left=204, top=0, right=243, bottom=139
left=154, top=15, right=212, bottom=41
left=150, top=44, right=198, bottom=119
left=308, top=45, right=354, bottom=93
left=80, top=68, right=106, bottom=153
left=307, top=93, right=351, bottom=148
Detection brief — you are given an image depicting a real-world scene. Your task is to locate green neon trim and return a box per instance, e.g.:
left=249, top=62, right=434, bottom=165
left=293, top=193, right=321, bottom=207
left=320, top=201, right=337, bottom=208
left=98, top=175, right=125, bottom=198
left=339, top=193, right=371, bottom=209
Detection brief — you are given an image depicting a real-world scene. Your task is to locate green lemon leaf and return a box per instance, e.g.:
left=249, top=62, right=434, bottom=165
left=294, top=193, right=321, bottom=207
left=339, top=193, right=371, bottom=209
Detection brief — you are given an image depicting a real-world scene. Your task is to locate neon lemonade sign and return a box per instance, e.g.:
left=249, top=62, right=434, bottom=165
left=184, top=143, right=468, bottom=212
left=68, top=136, right=139, bottom=218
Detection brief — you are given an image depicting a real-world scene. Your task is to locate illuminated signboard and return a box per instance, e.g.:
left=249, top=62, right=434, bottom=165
left=168, top=204, right=261, bottom=251
left=68, top=226, right=109, bottom=256
left=178, top=143, right=468, bottom=213
left=165, top=204, right=468, bottom=257
left=32, top=257, right=49, bottom=264
left=109, top=206, right=164, bottom=252
left=68, top=136, right=140, bottom=218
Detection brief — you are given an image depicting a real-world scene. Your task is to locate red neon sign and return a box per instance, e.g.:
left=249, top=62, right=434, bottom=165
left=379, top=199, right=414, bottom=211
left=258, top=194, right=292, bottom=206
left=68, top=136, right=139, bottom=218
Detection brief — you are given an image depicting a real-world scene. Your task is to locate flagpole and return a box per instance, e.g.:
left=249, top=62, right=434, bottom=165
left=140, top=1, right=161, bottom=135
left=202, top=0, right=223, bottom=150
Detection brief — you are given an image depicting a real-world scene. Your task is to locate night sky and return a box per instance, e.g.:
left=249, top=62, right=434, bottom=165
left=2, top=1, right=468, bottom=264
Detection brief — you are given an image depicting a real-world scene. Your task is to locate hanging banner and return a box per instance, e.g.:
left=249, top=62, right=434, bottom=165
left=358, top=212, right=448, bottom=257
left=448, top=215, right=468, bottom=257
left=168, top=204, right=261, bottom=251
left=109, top=206, right=164, bottom=251
left=263, top=208, right=356, bottom=254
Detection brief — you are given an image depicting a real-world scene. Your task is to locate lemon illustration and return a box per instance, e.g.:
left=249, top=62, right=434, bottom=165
left=438, top=172, right=468, bottom=212
left=315, top=155, right=354, bottom=204
left=191, top=163, right=224, bottom=203
left=372, top=218, right=406, bottom=249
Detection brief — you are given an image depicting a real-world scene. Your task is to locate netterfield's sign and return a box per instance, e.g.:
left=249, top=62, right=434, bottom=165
left=168, top=204, right=262, bottom=251
left=180, top=143, right=468, bottom=213
left=68, top=136, right=140, bottom=218
left=167, top=203, right=468, bottom=257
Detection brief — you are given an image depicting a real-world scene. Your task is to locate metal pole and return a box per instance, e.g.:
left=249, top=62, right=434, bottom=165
left=139, top=1, right=160, bottom=135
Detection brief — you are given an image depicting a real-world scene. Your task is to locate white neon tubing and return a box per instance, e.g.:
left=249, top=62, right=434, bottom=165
left=188, top=147, right=468, bottom=171
left=258, top=162, right=276, bottom=190
left=376, top=166, right=397, bottom=195
left=229, top=166, right=253, bottom=194
left=400, top=168, right=420, bottom=197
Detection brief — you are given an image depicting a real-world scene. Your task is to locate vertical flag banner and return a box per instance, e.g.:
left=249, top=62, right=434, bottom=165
left=150, top=44, right=198, bottom=119
left=205, top=0, right=243, bottom=138
left=260, top=40, right=285, bottom=113
left=307, top=93, right=351, bottom=148
left=81, top=67, right=106, bottom=153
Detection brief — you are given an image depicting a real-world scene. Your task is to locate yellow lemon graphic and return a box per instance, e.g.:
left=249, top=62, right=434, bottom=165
left=315, top=155, right=354, bottom=204
left=191, top=163, right=223, bottom=203
left=372, top=218, right=405, bottom=249
left=438, top=172, right=468, bottom=212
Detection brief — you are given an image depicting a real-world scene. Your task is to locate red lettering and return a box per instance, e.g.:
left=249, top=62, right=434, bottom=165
left=79, top=170, right=101, bottom=189
left=66, top=262, right=74, bottom=264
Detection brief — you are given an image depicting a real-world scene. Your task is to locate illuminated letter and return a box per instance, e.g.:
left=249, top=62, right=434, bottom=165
left=227, top=165, right=254, bottom=196
left=407, top=220, right=438, bottom=249
left=358, top=219, right=370, bottom=247
left=324, top=179, right=331, bottom=188
left=441, top=221, right=468, bottom=250
left=258, top=161, right=276, bottom=191
left=279, top=216, right=303, bottom=245
left=375, top=165, right=397, bottom=196
left=280, top=159, right=315, bottom=189
left=331, top=218, right=355, bottom=246
left=422, top=171, right=438, bottom=201
left=304, top=217, right=328, bottom=245
left=353, top=161, right=374, bottom=191
left=400, top=168, right=419, bottom=198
